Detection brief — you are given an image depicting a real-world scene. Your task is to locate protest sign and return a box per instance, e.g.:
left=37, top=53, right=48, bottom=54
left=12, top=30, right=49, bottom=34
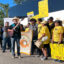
left=50, top=43, right=64, bottom=60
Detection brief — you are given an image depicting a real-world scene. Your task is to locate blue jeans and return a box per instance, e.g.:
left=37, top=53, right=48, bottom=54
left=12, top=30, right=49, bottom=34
left=11, top=37, right=20, bottom=56
left=2, top=37, right=11, bottom=51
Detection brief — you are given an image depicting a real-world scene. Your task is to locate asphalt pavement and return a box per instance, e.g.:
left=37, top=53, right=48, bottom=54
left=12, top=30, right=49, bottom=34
left=0, top=49, right=64, bottom=64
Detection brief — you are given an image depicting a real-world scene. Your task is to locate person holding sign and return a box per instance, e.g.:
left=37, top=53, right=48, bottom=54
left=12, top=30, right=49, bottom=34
left=8, top=17, right=21, bottom=59
left=51, top=20, right=63, bottom=62
left=29, top=19, right=38, bottom=55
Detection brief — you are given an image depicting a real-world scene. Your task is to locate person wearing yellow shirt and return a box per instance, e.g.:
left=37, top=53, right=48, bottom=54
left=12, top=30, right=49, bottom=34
left=38, top=21, right=50, bottom=60
left=51, top=20, right=63, bottom=62
left=51, top=20, right=63, bottom=44
left=37, top=18, right=42, bottom=56
left=38, top=18, right=42, bottom=34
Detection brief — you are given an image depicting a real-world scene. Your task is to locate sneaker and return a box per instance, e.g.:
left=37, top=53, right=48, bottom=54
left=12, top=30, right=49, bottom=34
left=57, top=60, right=63, bottom=63
left=37, top=55, right=41, bottom=57
left=2, top=51, right=5, bottom=53
left=18, top=56, right=21, bottom=59
left=54, top=59, right=58, bottom=61
left=41, top=57, right=48, bottom=60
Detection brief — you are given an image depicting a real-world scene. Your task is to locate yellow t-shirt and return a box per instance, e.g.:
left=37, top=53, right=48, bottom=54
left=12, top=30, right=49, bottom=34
left=25, top=28, right=29, bottom=32
left=49, top=22, right=53, bottom=26
left=38, top=24, right=42, bottom=33
left=38, top=26, right=50, bottom=44
left=63, top=27, right=64, bottom=33
left=53, top=26, right=63, bottom=42
left=38, top=24, right=42, bottom=38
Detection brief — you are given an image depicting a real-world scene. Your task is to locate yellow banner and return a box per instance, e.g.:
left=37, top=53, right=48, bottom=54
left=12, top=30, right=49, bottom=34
left=27, top=0, right=48, bottom=19
left=38, top=0, right=48, bottom=17
left=27, top=11, right=34, bottom=16
left=50, top=43, right=64, bottom=60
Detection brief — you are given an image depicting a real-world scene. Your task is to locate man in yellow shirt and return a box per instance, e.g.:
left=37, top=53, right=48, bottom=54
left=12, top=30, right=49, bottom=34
left=38, top=21, right=50, bottom=60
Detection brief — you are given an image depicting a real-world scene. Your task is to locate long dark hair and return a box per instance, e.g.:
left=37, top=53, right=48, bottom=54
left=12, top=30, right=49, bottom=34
left=20, top=24, right=25, bottom=31
left=54, top=20, right=62, bottom=26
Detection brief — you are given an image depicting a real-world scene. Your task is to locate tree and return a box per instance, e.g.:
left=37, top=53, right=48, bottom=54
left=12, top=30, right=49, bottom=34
left=14, top=0, right=27, bottom=4
left=0, top=3, right=9, bottom=26
left=0, top=3, right=9, bottom=17
left=0, top=10, right=5, bottom=18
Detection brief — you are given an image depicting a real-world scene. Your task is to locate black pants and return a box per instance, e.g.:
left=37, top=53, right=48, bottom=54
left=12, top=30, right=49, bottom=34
left=31, top=36, right=42, bottom=55
left=0, top=37, right=2, bottom=48
left=53, top=41, right=63, bottom=44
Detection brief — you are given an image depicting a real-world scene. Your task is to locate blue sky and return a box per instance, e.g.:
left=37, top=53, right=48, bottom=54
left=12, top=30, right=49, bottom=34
left=0, top=0, right=16, bottom=7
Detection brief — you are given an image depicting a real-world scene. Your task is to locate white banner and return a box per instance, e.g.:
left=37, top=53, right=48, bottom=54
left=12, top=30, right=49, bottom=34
left=4, top=17, right=28, bottom=26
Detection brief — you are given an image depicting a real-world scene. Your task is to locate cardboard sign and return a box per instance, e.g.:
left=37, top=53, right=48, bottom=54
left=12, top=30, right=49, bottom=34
left=50, top=43, right=64, bottom=60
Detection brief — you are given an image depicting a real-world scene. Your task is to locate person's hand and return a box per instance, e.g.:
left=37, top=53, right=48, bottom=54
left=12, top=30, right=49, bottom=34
left=51, top=40, right=54, bottom=44
left=8, top=29, right=13, bottom=32
left=38, top=38, right=40, bottom=41
left=16, top=22, right=20, bottom=26
left=58, top=41, right=61, bottom=44
left=37, top=39, right=39, bottom=41
left=38, top=38, right=42, bottom=41
left=12, top=28, right=15, bottom=30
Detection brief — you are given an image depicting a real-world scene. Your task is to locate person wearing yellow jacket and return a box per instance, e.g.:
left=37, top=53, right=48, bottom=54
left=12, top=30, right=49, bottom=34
left=38, top=21, right=50, bottom=60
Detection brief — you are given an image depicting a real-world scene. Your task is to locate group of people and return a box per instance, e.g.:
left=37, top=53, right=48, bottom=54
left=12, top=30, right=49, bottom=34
left=0, top=17, right=64, bottom=62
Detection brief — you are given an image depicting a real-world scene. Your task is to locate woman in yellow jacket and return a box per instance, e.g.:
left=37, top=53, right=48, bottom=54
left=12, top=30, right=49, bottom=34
left=38, top=21, right=50, bottom=60
left=51, top=20, right=63, bottom=44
